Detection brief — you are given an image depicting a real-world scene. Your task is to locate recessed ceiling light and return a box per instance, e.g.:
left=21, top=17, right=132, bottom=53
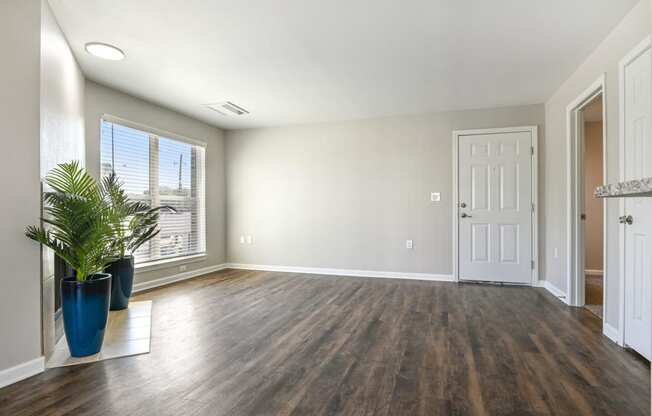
left=84, top=42, right=125, bottom=61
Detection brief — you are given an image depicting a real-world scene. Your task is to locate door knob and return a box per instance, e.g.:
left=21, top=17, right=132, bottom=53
left=619, top=215, right=634, bottom=225
left=460, top=202, right=467, bottom=208
left=461, top=213, right=472, bottom=218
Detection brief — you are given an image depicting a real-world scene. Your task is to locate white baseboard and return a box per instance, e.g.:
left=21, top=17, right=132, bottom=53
left=603, top=323, right=623, bottom=346
left=133, top=263, right=227, bottom=293
left=225, top=263, right=454, bottom=282
left=0, top=356, right=44, bottom=389
left=536, top=280, right=568, bottom=303
left=585, top=269, right=604, bottom=276
left=132, top=261, right=453, bottom=293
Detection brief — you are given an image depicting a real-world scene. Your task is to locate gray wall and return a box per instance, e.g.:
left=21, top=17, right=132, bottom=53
left=85, top=81, right=226, bottom=285
left=543, top=0, right=649, bottom=329
left=40, top=0, right=86, bottom=360
left=40, top=1, right=85, bottom=178
left=0, top=0, right=42, bottom=374
left=226, top=105, right=544, bottom=275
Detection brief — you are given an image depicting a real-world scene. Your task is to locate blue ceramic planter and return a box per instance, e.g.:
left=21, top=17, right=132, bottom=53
left=61, top=273, right=111, bottom=357
left=106, top=256, right=134, bottom=310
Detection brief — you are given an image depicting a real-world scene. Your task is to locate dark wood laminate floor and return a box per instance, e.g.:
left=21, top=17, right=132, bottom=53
left=0, top=269, right=649, bottom=416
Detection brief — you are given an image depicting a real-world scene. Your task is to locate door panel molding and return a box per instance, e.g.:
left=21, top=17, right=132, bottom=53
left=452, top=126, right=539, bottom=285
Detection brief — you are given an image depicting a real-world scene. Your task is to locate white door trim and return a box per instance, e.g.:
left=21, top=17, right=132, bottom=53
left=451, top=126, right=539, bottom=285
left=617, top=35, right=652, bottom=347
left=564, top=74, right=607, bottom=311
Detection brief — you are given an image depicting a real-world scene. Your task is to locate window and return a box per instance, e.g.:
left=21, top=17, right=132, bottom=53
left=100, top=116, right=206, bottom=265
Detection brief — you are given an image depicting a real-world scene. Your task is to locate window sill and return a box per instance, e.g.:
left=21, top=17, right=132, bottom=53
left=135, top=254, right=207, bottom=273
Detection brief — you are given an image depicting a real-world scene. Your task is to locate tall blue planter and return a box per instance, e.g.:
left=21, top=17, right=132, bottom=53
left=106, top=256, right=135, bottom=310
left=61, top=273, right=112, bottom=357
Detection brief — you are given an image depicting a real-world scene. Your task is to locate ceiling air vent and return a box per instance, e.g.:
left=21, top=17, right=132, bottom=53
left=205, top=101, right=250, bottom=116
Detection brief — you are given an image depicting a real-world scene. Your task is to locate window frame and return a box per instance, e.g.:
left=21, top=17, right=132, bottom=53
left=99, top=114, right=207, bottom=268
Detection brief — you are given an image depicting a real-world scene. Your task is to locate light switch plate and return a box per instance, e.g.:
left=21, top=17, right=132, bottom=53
left=406, top=240, right=413, bottom=249
left=431, top=192, right=441, bottom=202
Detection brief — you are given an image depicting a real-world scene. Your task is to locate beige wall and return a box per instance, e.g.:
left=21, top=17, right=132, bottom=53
left=225, top=105, right=544, bottom=274
left=85, top=81, right=227, bottom=285
left=583, top=121, right=604, bottom=272
left=0, top=0, right=43, bottom=375
left=543, top=0, right=649, bottom=329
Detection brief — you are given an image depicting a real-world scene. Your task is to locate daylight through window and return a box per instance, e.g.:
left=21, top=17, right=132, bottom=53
left=100, top=117, right=206, bottom=264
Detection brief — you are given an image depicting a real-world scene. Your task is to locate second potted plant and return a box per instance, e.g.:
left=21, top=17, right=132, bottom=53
left=102, top=173, right=172, bottom=310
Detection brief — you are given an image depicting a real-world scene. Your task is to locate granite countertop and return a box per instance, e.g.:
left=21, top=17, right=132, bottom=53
left=595, top=177, right=652, bottom=198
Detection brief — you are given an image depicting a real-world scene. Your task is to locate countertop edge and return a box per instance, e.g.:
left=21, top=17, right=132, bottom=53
left=595, top=177, right=652, bottom=198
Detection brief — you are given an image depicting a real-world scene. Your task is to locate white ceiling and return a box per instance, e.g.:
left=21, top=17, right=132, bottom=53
left=49, top=0, right=638, bottom=130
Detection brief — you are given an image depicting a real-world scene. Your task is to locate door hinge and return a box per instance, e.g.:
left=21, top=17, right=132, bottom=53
left=531, top=202, right=535, bottom=213
left=531, top=146, right=535, bottom=156
left=531, top=260, right=535, bottom=270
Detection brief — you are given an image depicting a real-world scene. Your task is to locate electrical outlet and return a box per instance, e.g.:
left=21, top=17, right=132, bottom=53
left=240, top=235, right=245, bottom=244
left=179, top=265, right=187, bottom=272
left=430, top=192, right=441, bottom=202
left=406, top=240, right=413, bottom=249
left=246, top=235, right=253, bottom=244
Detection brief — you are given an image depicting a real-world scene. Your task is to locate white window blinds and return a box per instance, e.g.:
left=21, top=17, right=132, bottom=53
left=100, top=117, right=206, bottom=265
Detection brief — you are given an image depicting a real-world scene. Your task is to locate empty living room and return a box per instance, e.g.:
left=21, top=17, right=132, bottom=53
left=2, top=0, right=652, bottom=415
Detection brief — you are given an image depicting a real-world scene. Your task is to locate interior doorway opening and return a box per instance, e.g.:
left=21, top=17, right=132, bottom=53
left=565, top=74, right=608, bottom=331
left=580, top=95, right=605, bottom=319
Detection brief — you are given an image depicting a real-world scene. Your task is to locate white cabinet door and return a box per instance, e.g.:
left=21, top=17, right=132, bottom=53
left=623, top=46, right=652, bottom=360
left=458, top=131, right=533, bottom=284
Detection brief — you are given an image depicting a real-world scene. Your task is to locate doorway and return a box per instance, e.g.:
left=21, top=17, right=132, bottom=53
left=580, top=95, right=605, bottom=319
left=565, top=75, right=607, bottom=318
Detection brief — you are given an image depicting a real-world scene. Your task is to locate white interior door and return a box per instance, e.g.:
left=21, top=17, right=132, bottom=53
left=623, top=46, right=652, bottom=360
left=457, top=130, right=533, bottom=284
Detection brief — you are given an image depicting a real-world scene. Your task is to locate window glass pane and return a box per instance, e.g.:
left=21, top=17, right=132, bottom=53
left=100, top=119, right=206, bottom=264
left=158, top=137, right=196, bottom=258
left=100, top=121, right=150, bottom=198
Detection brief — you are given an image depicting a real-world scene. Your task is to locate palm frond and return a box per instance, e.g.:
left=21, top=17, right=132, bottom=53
left=101, top=173, right=173, bottom=258
left=25, top=162, right=113, bottom=282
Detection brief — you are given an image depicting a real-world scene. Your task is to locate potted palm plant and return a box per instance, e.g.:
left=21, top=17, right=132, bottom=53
left=101, top=173, right=172, bottom=310
left=26, top=162, right=114, bottom=357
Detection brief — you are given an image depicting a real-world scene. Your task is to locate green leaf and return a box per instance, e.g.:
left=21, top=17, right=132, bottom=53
left=25, top=162, right=113, bottom=282
left=100, top=172, right=171, bottom=258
